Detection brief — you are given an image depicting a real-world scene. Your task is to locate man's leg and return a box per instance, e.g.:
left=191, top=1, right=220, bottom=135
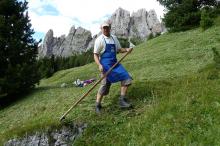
left=96, top=93, right=104, bottom=103
left=95, top=92, right=103, bottom=114
left=95, top=76, right=111, bottom=113
left=121, top=85, right=128, bottom=96
left=119, top=79, right=132, bottom=108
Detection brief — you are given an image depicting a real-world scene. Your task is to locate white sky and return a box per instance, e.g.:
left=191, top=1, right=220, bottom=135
left=27, top=0, right=165, bottom=40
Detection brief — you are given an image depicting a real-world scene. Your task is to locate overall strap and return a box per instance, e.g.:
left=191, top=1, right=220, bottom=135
left=103, top=36, right=107, bottom=45
left=111, top=36, right=116, bottom=45
left=102, top=35, right=116, bottom=45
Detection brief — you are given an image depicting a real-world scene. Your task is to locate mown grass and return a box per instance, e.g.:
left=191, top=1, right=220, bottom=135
left=75, top=70, right=220, bottom=145
left=0, top=18, right=220, bottom=145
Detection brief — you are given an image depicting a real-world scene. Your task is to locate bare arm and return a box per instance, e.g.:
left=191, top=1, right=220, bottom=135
left=118, top=48, right=133, bottom=53
left=94, top=53, right=103, bottom=72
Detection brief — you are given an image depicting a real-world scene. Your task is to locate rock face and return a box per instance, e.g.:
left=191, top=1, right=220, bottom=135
left=39, top=26, right=92, bottom=58
left=39, top=8, right=164, bottom=58
left=110, top=8, right=131, bottom=38
left=4, top=123, right=87, bottom=146
left=147, top=10, right=163, bottom=34
left=110, top=8, right=163, bottom=39
left=129, top=8, right=152, bottom=39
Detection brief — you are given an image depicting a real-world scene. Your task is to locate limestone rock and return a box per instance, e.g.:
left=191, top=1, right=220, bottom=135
left=39, top=26, right=92, bottom=58
left=129, top=8, right=152, bottom=39
left=60, top=26, right=92, bottom=57
left=4, top=123, right=87, bottom=146
left=86, top=34, right=98, bottom=51
left=147, top=9, right=163, bottom=35
left=109, top=8, right=164, bottom=39
left=38, top=8, right=165, bottom=58
left=110, top=7, right=131, bottom=38
left=38, top=29, right=54, bottom=58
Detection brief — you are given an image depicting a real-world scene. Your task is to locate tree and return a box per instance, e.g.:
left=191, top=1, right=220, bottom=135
left=0, top=0, right=40, bottom=98
left=157, top=0, right=218, bottom=10
left=37, top=56, right=55, bottom=78
left=157, top=0, right=218, bottom=32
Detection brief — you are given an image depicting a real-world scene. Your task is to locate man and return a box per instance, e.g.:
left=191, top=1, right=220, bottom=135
left=93, top=21, right=133, bottom=114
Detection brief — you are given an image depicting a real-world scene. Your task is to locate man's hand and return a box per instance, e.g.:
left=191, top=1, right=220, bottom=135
left=98, top=64, right=103, bottom=72
left=126, top=48, right=133, bottom=53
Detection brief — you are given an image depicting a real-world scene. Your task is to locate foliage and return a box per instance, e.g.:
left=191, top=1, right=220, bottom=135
left=200, top=5, right=220, bottom=30
left=118, top=37, right=143, bottom=47
left=118, top=37, right=129, bottom=48
left=37, top=50, right=94, bottom=78
left=212, top=47, right=220, bottom=69
left=130, top=37, right=143, bottom=45
left=0, top=0, right=40, bottom=98
left=147, top=33, right=154, bottom=40
left=200, top=9, right=214, bottom=30
left=157, top=0, right=219, bottom=32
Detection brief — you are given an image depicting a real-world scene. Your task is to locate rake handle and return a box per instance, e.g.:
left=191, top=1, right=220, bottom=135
left=59, top=51, right=131, bottom=121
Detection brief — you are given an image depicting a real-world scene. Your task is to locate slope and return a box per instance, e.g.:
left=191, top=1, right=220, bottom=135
left=0, top=18, right=220, bottom=145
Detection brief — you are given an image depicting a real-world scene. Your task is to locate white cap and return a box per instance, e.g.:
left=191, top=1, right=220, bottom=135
left=101, top=22, right=111, bottom=28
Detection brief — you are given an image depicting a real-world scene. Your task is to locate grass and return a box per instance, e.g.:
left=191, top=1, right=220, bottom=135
left=0, top=18, right=220, bottom=145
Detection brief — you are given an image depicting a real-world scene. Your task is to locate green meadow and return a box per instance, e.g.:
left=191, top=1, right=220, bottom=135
left=1, top=17, right=220, bottom=145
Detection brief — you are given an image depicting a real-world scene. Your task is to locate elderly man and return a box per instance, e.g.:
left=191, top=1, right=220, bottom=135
left=93, top=22, right=133, bottom=113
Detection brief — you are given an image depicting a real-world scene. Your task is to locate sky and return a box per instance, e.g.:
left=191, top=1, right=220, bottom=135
left=26, top=0, right=165, bottom=41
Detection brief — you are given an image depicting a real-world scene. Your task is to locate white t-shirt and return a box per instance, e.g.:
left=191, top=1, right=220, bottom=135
left=93, top=34, right=121, bottom=55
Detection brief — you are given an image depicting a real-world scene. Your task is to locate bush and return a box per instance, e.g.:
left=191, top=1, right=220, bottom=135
left=118, top=38, right=129, bottom=48
left=163, top=8, right=201, bottom=32
left=117, top=37, right=144, bottom=48
left=200, top=8, right=214, bottom=30
left=157, top=0, right=218, bottom=32
left=212, top=47, right=220, bottom=69
left=148, top=33, right=155, bottom=40
left=37, top=50, right=94, bottom=79
left=130, top=37, right=143, bottom=46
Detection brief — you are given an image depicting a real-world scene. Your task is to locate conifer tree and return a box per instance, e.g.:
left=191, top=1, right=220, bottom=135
left=0, top=0, right=40, bottom=98
left=157, top=0, right=218, bottom=31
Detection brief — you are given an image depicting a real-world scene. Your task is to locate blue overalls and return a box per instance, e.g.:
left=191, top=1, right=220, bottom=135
left=100, top=36, right=131, bottom=83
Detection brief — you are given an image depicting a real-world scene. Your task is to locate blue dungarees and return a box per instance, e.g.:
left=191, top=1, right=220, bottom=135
left=100, top=36, right=131, bottom=83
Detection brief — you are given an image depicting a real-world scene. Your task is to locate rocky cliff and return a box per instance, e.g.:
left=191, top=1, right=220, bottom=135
left=39, top=8, right=165, bottom=58
left=38, top=26, right=92, bottom=58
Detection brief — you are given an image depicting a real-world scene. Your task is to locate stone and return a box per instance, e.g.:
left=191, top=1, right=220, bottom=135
left=4, top=123, right=87, bottom=146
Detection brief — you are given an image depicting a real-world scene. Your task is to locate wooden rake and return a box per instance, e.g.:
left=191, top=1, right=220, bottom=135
left=59, top=50, right=131, bottom=121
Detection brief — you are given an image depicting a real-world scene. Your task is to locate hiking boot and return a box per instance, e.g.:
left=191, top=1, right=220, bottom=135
left=95, top=104, right=102, bottom=114
left=119, top=97, right=131, bottom=108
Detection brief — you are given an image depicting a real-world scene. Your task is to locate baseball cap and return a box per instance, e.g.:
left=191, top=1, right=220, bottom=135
left=101, top=22, right=110, bottom=28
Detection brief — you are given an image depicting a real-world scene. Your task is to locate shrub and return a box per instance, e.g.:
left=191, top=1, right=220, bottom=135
left=129, top=38, right=142, bottom=46
left=118, top=38, right=129, bottom=48
left=147, top=33, right=154, bottom=40
left=157, top=0, right=218, bottom=32
left=200, top=8, right=214, bottom=30
left=37, top=50, right=94, bottom=79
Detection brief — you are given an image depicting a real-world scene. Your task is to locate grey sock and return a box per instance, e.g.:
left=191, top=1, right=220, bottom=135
left=120, top=95, right=126, bottom=99
left=96, top=102, right=101, bottom=107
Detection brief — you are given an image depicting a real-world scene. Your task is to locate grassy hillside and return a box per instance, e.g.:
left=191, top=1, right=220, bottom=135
left=0, top=18, right=220, bottom=145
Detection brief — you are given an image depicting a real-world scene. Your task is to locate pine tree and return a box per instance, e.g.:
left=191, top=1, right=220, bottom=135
left=0, top=0, right=40, bottom=98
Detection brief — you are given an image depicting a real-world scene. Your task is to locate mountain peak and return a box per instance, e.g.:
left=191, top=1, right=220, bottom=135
left=39, top=8, right=165, bottom=57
